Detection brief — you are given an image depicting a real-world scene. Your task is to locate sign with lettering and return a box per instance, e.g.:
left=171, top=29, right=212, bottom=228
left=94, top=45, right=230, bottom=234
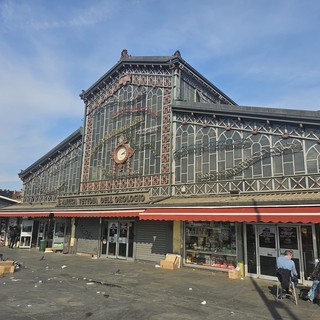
left=173, top=139, right=252, bottom=160
left=197, top=142, right=302, bottom=181
left=57, top=192, right=150, bottom=207
left=90, top=117, right=144, bottom=156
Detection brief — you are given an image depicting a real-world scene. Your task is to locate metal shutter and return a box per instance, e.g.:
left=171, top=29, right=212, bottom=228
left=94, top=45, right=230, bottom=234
left=135, top=220, right=173, bottom=262
left=75, top=218, right=100, bottom=255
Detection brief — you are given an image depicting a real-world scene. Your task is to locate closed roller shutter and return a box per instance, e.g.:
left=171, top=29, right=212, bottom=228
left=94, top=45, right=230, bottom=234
left=135, top=220, right=173, bottom=262
left=75, top=218, right=100, bottom=255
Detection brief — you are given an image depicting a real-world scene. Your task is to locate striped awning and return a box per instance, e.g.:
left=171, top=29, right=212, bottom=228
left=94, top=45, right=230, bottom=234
left=1, top=206, right=320, bottom=223
left=139, top=206, right=320, bottom=223
left=0, top=209, right=143, bottom=218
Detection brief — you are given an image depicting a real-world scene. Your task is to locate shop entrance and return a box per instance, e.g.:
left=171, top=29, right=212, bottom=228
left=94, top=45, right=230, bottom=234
left=246, top=223, right=317, bottom=284
left=36, top=221, right=46, bottom=248
left=19, top=220, right=34, bottom=248
left=0, top=219, right=7, bottom=246
left=101, top=221, right=135, bottom=260
left=52, top=220, right=67, bottom=251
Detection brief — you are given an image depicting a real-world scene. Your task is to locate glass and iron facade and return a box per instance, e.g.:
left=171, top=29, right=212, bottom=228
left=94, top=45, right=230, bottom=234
left=80, top=52, right=235, bottom=198
left=1, top=51, right=319, bottom=284
left=172, top=105, right=320, bottom=195
left=20, top=128, right=83, bottom=204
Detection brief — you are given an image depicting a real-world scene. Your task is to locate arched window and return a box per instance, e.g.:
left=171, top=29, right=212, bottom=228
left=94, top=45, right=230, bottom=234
left=195, top=127, right=217, bottom=178
left=273, top=138, right=304, bottom=176
left=244, top=134, right=271, bottom=179
left=195, top=90, right=201, bottom=102
left=306, top=145, right=320, bottom=174
left=217, top=131, right=242, bottom=178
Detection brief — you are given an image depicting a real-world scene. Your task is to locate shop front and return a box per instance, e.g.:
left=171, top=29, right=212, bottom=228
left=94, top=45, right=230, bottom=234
left=99, top=219, right=174, bottom=262
left=140, top=208, right=245, bottom=271
left=185, top=221, right=238, bottom=270
left=100, top=220, right=135, bottom=260
left=17, top=217, right=69, bottom=250
left=140, top=205, right=320, bottom=281
left=245, top=223, right=318, bottom=285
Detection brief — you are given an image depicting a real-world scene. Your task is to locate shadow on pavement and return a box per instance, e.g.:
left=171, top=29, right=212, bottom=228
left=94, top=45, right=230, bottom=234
left=251, top=277, right=300, bottom=320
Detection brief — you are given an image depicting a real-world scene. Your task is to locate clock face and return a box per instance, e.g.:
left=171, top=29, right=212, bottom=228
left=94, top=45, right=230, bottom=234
left=116, top=146, right=127, bottom=161
left=112, top=143, right=134, bottom=166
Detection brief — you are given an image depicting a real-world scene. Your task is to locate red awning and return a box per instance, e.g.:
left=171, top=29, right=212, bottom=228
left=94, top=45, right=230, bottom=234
left=2, top=207, right=320, bottom=223
left=0, top=212, right=49, bottom=217
left=0, top=210, right=143, bottom=218
left=139, top=206, right=320, bottom=223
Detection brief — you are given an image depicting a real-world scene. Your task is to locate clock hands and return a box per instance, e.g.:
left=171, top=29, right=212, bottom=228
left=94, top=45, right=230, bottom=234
left=113, top=143, right=134, bottom=167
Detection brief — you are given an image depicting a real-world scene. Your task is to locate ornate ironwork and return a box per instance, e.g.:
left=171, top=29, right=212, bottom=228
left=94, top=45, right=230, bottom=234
left=197, top=142, right=302, bottom=182
left=173, top=139, right=251, bottom=160
left=173, top=173, right=320, bottom=197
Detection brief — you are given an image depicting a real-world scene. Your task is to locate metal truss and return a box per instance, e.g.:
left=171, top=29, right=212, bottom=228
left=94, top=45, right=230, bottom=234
left=22, top=142, right=82, bottom=204
left=85, top=67, right=172, bottom=115
left=180, top=67, right=235, bottom=105
left=173, top=174, right=320, bottom=196
left=123, top=65, right=172, bottom=76
left=174, top=113, right=315, bottom=139
left=24, top=141, right=82, bottom=184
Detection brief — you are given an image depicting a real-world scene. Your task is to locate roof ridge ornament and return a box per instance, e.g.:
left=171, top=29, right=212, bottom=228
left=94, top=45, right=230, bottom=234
left=120, top=49, right=130, bottom=60
left=173, top=50, right=181, bottom=57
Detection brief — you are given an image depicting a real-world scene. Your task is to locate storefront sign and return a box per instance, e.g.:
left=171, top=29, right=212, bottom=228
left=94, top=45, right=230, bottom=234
left=102, top=170, right=142, bottom=180
left=57, top=192, right=149, bottom=207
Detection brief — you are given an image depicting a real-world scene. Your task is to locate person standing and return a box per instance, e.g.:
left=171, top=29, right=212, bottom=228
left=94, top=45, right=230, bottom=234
left=8, top=226, right=15, bottom=248
left=12, top=226, right=20, bottom=248
left=276, top=249, right=298, bottom=290
left=307, top=260, right=320, bottom=302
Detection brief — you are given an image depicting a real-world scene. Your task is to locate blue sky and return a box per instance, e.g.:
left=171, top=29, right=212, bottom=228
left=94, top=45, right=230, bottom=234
left=1, top=0, right=320, bottom=191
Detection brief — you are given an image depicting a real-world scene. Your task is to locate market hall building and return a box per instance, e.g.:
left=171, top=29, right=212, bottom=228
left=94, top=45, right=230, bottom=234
left=1, top=50, right=320, bottom=285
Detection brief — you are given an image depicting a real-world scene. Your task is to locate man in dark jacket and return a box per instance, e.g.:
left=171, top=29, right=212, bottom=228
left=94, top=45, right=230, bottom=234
left=276, top=249, right=298, bottom=292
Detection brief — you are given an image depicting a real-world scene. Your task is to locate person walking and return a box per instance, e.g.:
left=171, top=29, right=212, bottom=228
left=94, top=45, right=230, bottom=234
left=307, top=260, right=320, bottom=302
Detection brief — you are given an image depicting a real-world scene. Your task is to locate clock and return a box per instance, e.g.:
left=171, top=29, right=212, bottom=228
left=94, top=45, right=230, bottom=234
left=116, top=146, right=128, bottom=162
left=112, top=143, right=134, bottom=165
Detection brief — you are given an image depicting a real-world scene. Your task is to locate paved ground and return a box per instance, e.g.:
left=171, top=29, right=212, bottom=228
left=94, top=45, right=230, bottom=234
left=0, top=247, right=319, bottom=320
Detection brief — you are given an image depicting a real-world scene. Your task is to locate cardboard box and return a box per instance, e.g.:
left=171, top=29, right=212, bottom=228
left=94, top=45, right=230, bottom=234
left=0, top=260, right=15, bottom=273
left=228, top=270, right=240, bottom=279
left=160, top=260, right=178, bottom=270
left=160, top=254, right=180, bottom=270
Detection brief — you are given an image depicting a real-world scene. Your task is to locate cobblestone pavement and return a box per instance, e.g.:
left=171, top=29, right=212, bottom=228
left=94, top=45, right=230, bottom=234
left=0, top=247, right=319, bottom=320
